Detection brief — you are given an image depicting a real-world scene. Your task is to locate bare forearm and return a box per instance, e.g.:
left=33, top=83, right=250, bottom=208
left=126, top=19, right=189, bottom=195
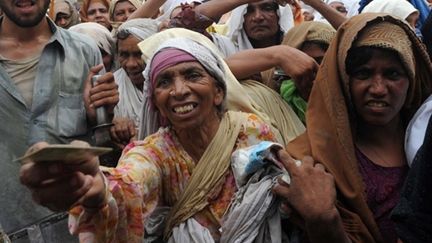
left=128, top=0, right=165, bottom=20
left=195, top=0, right=252, bottom=21
left=226, top=46, right=284, bottom=80
left=305, top=208, right=351, bottom=243
left=306, top=0, right=347, bottom=29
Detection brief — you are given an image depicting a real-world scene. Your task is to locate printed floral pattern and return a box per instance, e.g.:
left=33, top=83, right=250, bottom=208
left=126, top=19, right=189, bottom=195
left=69, top=113, right=275, bottom=242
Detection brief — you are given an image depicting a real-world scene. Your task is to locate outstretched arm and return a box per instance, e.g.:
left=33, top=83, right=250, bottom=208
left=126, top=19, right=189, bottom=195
left=300, top=0, right=347, bottom=29
left=128, top=0, right=166, bottom=20
left=193, top=0, right=257, bottom=22
left=225, top=45, right=318, bottom=95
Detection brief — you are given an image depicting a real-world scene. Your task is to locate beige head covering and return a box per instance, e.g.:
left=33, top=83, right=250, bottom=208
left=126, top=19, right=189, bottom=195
left=287, top=13, right=432, bottom=242
left=116, top=18, right=160, bottom=41
left=362, top=0, right=418, bottom=26
left=109, top=0, right=142, bottom=21
left=54, top=0, right=80, bottom=28
left=282, top=21, right=336, bottom=49
left=69, top=22, right=115, bottom=56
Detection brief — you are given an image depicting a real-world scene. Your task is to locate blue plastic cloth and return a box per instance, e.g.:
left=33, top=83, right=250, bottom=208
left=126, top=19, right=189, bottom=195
left=410, top=0, right=431, bottom=29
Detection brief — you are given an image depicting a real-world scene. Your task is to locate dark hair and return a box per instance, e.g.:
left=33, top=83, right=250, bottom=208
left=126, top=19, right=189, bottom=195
left=345, top=46, right=407, bottom=76
left=301, top=40, right=329, bottom=52
left=346, top=46, right=375, bottom=76
left=116, top=29, right=132, bottom=40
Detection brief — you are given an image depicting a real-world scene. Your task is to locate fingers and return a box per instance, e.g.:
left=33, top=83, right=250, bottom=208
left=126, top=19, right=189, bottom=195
left=277, top=149, right=301, bottom=175
left=301, top=156, right=314, bottom=167
left=24, top=142, right=50, bottom=157
left=127, top=121, right=137, bottom=140
left=70, top=140, right=91, bottom=147
left=110, top=118, right=136, bottom=145
left=89, top=72, right=119, bottom=109
left=279, top=201, right=292, bottom=215
left=31, top=172, right=93, bottom=211
left=272, top=182, right=290, bottom=197
left=90, top=64, right=105, bottom=75
left=110, top=125, right=121, bottom=143
left=20, top=162, right=64, bottom=187
left=314, top=163, right=326, bottom=171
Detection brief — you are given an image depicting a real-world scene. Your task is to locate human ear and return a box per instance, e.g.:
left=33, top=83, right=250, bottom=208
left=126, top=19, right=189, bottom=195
left=213, top=86, right=224, bottom=106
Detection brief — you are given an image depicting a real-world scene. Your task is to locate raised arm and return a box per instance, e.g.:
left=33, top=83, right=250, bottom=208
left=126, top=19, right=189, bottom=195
left=225, top=45, right=318, bottom=85
left=301, top=0, right=347, bottom=29
left=193, top=0, right=257, bottom=22
left=128, top=0, right=166, bottom=20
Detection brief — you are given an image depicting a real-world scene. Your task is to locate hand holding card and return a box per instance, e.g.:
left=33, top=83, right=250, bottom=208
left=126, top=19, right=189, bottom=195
left=15, top=144, right=112, bottom=163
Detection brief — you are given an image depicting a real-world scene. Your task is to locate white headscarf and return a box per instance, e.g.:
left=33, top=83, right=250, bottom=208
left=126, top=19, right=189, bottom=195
left=313, top=0, right=360, bottom=24
left=362, top=0, right=418, bottom=24
left=116, top=18, right=160, bottom=40
left=405, top=95, right=432, bottom=166
left=113, top=18, right=159, bottom=126
left=160, top=0, right=203, bottom=18
left=226, top=3, right=294, bottom=51
left=69, top=22, right=115, bottom=56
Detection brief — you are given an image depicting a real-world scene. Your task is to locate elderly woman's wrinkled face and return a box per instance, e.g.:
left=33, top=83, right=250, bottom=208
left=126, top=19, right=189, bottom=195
left=118, top=36, right=145, bottom=89
left=87, top=1, right=110, bottom=29
left=349, top=48, right=409, bottom=127
left=153, top=61, right=224, bottom=130
left=113, top=0, right=136, bottom=22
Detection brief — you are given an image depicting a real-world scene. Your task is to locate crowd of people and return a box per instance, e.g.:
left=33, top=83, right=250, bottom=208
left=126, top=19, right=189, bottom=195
left=1, top=0, right=432, bottom=242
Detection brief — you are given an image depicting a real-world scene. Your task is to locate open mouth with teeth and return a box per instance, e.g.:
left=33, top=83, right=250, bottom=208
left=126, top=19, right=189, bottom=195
left=367, top=101, right=389, bottom=107
left=173, top=104, right=197, bottom=114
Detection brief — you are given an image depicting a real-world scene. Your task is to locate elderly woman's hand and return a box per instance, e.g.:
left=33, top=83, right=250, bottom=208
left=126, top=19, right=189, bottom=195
left=110, top=117, right=137, bottom=149
left=19, top=141, right=107, bottom=212
left=273, top=150, right=337, bottom=224
left=273, top=151, right=351, bottom=242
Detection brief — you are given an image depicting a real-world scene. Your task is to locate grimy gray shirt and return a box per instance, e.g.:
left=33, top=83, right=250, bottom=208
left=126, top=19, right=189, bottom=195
left=0, top=17, right=103, bottom=242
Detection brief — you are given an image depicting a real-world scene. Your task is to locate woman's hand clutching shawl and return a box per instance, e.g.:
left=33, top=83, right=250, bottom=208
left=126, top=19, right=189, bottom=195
left=272, top=150, right=349, bottom=242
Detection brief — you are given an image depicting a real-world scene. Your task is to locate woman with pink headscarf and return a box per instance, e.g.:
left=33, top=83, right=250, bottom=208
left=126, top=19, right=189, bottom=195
left=20, top=34, right=287, bottom=242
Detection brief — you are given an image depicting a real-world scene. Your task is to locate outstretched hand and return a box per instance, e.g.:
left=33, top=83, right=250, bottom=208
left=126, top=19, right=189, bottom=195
left=19, top=141, right=107, bottom=212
